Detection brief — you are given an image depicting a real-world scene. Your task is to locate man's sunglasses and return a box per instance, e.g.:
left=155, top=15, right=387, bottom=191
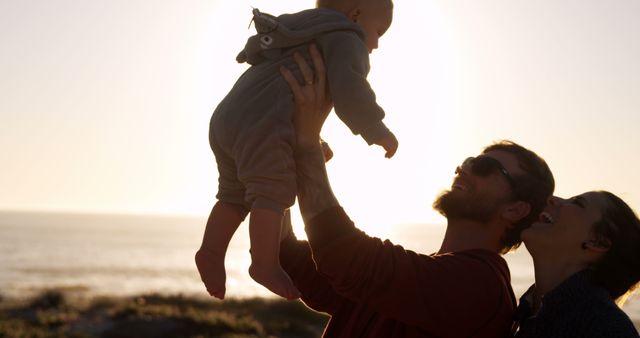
left=456, top=156, right=516, bottom=187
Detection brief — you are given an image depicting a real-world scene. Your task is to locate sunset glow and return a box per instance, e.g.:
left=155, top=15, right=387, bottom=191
left=1, top=0, right=639, bottom=239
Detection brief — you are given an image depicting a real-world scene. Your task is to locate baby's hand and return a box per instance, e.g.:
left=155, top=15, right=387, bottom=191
left=374, top=132, right=398, bottom=158
left=320, top=138, right=333, bottom=162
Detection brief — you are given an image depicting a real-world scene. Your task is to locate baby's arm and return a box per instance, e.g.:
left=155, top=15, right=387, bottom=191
left=318, top=32, right=397, bottom=158
left=373, top=132, right=398, bottom=158
left=320, top=138, right=333, bottom=162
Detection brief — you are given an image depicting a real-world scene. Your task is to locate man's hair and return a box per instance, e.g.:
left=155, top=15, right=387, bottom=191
left=316, top=0, right=392, bottom=12
left=482, top=140, right=555, bottom=254
left=590, top=191, right=640, bottom=304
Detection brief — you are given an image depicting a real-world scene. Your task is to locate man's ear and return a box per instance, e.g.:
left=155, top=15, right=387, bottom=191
left=502, top=201, right=531, bottom=223
left=348, top=8, right=361, bottom=22
left=583, top=238, right=612, bottom=254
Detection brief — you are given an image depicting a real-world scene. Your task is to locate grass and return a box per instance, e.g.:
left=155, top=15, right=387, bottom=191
left=0, top=290, right=328, bottom=338
left=1, top=290, right=638, bottom=337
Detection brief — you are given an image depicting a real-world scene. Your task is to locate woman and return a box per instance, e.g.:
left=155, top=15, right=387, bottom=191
left=282, top=45, right=640, bottom=337
left=515, top=192, right=640, bottom=337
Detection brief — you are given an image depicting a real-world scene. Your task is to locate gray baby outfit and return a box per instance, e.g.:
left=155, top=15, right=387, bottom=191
left=210, top=8, right=392, bottom=213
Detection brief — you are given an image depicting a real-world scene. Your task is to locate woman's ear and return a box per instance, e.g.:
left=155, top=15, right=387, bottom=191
left=502, top=201, right=531, bottom=224
left=348, top=8, right=361, bottom=22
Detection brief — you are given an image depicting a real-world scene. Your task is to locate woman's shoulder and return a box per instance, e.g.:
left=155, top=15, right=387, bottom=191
left=559, top=282, right=638, bottom=337
left=583, top=299, right=639, bottom=337
left=516, top=271, right=639, bottom=337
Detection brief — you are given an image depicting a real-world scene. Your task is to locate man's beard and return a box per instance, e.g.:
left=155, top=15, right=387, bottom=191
left=433, top=189, right=504, bottom=224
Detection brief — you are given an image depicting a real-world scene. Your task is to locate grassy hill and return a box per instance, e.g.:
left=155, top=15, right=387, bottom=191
left=0, top=290, right=328, bottom=338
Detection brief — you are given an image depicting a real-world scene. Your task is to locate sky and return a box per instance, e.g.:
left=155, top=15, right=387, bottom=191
left=1, top=0, right=639, bottom=236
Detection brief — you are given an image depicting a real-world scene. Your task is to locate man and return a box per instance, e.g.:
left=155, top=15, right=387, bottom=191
left=274, top=46, right=555, bottom=337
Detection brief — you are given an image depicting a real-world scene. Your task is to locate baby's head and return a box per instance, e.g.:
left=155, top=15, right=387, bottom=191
left=317, top=0, right=393, bottom=53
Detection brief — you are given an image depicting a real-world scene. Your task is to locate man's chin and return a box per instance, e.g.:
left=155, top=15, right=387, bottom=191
left=433, top=190, right=495, bottom=224
left=432, top=190, right=452, bottom=217
left=433, top=190, right=463, bottom=215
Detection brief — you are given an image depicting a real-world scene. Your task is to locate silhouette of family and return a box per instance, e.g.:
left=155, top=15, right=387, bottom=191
left=196, top=1, right=640, bottom=337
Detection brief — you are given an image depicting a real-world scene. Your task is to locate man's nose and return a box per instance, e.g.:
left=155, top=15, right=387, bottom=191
left=455, top=165, right=469, bottom=176
left=371, top=39, right=379, bottom=51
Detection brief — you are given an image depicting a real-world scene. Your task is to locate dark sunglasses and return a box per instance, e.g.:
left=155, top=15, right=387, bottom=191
left=456, top=156, right=516, bottom=187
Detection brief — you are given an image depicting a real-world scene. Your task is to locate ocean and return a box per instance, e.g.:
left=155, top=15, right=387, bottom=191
left=1, top=211, right=638, bottom=323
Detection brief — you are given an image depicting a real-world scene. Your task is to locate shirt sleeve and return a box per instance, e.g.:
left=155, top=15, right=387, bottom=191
left=318, top=31, right=390, bottom=145
left=279, top=230, right=347, bottom=315
left=305, top=207, right=511, bottom=336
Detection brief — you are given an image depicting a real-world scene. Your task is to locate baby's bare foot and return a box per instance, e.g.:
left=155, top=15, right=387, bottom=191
left=249, top=263, right=300, bottom=300
left=195, top=249, right=226, bottom=299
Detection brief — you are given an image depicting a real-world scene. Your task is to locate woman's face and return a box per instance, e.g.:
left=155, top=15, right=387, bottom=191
left=521, top=191, right=609, bottom=258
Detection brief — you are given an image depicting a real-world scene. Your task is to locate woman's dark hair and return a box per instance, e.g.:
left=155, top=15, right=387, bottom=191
left=482, top=140, right=555, bottom=254
left=590, top=191, right=640, bottom=303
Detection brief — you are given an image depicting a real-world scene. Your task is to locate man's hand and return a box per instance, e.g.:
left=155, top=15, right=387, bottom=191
left=374, top=132, right=399, bottom=158
left=280, top=44, right=340, bottom=223
left=279, top=44, right=332, bottom=149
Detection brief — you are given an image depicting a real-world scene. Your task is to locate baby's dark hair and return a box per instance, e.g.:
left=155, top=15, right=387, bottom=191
left=590, top=191, right=640, bottom=304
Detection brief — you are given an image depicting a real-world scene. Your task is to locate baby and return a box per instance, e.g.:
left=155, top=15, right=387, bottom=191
left=196, top=0, right=397, bottom=300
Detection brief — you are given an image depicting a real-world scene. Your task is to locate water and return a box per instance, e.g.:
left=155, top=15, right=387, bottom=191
left=1, top=211, right=638, bottom=324
left=0, top=211, right=261, bottom=299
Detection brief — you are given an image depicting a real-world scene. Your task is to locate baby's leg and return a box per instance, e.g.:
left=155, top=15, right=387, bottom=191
left=195, top=201, right=247, bottom=299
left=248, top=207, right=300, bottom=300
left=232, top=116, right=298, bottom=299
